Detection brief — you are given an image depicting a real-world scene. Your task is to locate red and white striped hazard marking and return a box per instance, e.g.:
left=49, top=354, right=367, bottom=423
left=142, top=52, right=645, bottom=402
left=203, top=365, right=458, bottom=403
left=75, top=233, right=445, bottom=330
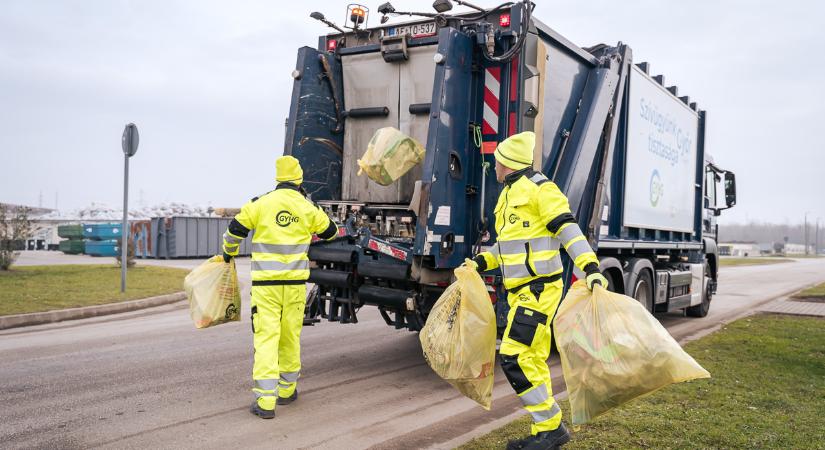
left=482, top=66, right=501, bottom=135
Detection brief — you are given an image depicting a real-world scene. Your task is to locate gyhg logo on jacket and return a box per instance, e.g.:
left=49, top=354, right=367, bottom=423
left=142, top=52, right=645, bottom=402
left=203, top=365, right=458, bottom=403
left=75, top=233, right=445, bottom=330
left=276, top=210, right=300, bottom=227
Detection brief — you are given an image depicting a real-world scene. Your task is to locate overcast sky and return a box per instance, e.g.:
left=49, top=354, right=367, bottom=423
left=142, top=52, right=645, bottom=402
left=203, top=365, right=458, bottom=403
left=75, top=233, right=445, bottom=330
left=1, top=0, right=823, bottom=225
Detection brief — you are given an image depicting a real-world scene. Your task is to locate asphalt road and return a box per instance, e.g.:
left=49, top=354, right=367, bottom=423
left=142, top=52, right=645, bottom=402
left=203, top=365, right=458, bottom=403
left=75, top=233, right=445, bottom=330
left=2, top=254, right=824, bottom=449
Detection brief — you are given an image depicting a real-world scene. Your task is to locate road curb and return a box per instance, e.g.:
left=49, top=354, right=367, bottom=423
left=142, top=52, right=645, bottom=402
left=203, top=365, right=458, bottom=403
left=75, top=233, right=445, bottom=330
left=0, top=292, right=187, bottom=330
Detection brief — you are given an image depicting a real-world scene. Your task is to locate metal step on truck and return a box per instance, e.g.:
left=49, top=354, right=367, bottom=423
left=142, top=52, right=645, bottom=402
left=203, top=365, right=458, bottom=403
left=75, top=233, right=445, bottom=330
left=284, top=0, right=737, bottom=332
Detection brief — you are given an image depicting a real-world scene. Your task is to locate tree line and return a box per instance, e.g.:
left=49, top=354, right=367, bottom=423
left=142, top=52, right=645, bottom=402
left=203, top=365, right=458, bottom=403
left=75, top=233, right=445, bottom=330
left=719, top=221, right=823, bottom=247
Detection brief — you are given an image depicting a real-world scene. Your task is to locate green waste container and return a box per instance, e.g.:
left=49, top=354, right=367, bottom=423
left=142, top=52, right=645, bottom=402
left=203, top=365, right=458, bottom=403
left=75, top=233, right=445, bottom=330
left=58, top=224, right=84, bottom=239
left=59, top=239, right=85, bottom=255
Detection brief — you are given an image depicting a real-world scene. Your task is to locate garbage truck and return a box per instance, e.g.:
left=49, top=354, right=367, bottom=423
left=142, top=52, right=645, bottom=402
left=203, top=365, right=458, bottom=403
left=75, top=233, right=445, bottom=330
left=283, top=1, right=737, bottom=331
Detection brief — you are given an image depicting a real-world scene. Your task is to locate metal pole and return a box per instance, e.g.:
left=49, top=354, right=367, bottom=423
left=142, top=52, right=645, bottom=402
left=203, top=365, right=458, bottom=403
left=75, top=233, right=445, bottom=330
left=802, top=211, right=808, bottom=255
left=817, top=218, right=821, bottom=256
left=121, top=154, right=129, bottom=293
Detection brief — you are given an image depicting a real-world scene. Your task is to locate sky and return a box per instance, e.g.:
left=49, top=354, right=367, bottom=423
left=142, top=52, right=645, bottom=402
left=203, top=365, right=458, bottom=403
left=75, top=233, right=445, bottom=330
left=1, top=0, right=823, bottom=225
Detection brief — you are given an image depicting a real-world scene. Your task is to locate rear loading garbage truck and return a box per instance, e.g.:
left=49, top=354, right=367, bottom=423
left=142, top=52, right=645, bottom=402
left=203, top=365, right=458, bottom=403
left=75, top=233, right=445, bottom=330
left=284, top=1, right=737, bottom=331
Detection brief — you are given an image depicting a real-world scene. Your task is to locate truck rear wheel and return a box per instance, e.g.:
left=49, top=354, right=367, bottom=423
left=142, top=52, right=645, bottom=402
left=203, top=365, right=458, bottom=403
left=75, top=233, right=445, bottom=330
left=601, top=270, right=616, bottom=292
left=631, top=270, right=654, bottom=313
left=686, top=267, right=712, bottom=317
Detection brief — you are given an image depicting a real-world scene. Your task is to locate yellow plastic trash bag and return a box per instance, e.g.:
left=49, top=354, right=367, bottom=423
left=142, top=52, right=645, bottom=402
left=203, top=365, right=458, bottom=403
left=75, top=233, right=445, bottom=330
left=419, top=265, right=496, bottom=409
left=357, top=127, right=426, bottom=186
left=183, top=255, right=241, bottom=329
left=554, top=280, right=710, bottom=425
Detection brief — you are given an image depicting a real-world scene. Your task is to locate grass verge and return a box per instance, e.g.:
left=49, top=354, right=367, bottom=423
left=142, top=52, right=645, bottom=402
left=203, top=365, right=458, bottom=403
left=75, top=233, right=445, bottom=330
left=0, top=264, right=189, bottom=316
left=719, top=257, right=791, bottom=267
left=792, top=281, right=825, bottom=301
left=460, top=314, right=825, bottom=449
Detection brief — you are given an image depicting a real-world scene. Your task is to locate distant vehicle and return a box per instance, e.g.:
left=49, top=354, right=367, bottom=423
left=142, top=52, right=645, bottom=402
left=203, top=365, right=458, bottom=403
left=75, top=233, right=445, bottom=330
left=283, top=1, right=737, bottom=331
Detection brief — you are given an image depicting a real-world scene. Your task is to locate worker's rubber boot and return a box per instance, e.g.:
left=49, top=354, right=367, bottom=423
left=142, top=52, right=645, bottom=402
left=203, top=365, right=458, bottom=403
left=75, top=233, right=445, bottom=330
left=506, top=423, right=570, bottom=450
left=249, top=402, right=275, bottom=419
left=506, top=436, right=528, bottom=450
left=277, top=390, right=298, bottom=406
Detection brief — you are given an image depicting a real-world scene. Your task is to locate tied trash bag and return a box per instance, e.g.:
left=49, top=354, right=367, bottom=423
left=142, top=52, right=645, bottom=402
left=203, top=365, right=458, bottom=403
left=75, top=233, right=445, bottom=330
left=357, top=127, right=426, bottom=186
left=554, top=280, right=710, bottom=425
left=419, top=265, right=496, bottom=409
left=184, top=256, right=241, bottom=329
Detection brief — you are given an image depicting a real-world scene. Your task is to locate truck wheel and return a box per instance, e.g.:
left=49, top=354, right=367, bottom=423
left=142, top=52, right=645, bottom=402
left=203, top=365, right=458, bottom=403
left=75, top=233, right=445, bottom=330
left=631, top=270, right=654, bottom=313
left=686, top=268, right=712, bottom=317
left=601, top=270, right=616, bottom=292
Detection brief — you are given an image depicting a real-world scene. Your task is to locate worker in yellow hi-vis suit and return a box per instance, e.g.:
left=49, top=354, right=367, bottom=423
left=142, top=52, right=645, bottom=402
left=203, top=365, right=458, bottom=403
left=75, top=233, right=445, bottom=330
left=222, top=155, right=338, bottom=419
left=463, top=132, right=607, bottom=449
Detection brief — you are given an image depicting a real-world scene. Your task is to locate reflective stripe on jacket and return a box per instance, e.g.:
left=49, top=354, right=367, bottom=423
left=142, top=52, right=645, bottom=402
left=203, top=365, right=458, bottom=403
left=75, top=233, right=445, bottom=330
left=222, top=183, right=337, bottom=282
left=477, top=169, right=598, bottom=290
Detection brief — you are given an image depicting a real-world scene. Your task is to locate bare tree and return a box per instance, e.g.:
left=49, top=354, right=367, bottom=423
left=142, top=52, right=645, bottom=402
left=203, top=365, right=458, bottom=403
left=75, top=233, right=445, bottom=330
left=115, top=238, right=136, bottom=268
left=0, top=204, right=36, bottom=270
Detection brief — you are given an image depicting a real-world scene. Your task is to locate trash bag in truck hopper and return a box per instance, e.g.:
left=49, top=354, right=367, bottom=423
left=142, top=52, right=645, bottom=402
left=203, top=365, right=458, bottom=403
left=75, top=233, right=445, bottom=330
left=420, top=265, right=496, bottom=410
left=357, top=127, right=426, bottom=186
left=184, top=256, right=241, bottom=329
left=554, top=281, right=710, bottom=425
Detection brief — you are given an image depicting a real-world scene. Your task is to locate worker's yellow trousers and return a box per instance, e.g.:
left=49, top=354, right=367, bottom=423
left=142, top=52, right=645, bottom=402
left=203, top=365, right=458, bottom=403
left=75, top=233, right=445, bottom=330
left=499, top=279, right=563, bottom=435
left=250, top=284, right=306, bottom=410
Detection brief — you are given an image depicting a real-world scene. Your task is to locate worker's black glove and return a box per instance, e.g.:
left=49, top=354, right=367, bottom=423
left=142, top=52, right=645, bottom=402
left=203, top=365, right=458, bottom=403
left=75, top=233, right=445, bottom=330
left=463, top=254, right=486, bottom=272
left=222, top=252, right=233, bottom=263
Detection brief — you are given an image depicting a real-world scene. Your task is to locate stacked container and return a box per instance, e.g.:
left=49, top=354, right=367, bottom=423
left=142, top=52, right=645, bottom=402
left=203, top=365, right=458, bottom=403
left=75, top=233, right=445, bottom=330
left=57, top=224, right=85, bottom=255
left=82, top=223, right=122, bottom=257
left=82, top=223, right=123, bottom=241
left=84, top=240, right=121, bottom=257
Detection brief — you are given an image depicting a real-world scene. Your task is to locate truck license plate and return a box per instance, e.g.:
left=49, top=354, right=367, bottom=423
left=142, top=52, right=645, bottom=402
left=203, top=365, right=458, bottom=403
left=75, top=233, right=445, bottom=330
left=387, top=22, right=437, bottom=38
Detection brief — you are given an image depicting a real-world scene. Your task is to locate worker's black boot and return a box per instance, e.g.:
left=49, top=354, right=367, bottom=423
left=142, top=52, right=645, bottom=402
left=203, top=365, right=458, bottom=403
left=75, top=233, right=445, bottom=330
left=506, top=436, right=528, bottom=450
left=277, top=390, right=298, bottom=405
left=506, top=423, right=570, bottom=450
left=249, top=401, right=275, bottom=419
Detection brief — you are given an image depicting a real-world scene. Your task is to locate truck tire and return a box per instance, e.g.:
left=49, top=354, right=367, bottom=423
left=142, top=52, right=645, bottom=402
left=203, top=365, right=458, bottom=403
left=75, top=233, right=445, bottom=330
left=601, top=270, right=616, bottom=293
left=631, top=270, right=654, bottom=313
left=686, top=267, right=712, bottom=317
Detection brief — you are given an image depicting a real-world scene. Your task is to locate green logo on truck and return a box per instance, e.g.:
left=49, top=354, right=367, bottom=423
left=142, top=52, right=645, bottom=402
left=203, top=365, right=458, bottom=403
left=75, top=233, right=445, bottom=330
left=650, top=170, right=664, bottom=207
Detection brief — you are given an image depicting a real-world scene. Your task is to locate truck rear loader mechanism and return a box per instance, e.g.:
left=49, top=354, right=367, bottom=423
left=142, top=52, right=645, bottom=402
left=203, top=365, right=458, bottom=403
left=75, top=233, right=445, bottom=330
left=284, top=1, right=738, bottom=332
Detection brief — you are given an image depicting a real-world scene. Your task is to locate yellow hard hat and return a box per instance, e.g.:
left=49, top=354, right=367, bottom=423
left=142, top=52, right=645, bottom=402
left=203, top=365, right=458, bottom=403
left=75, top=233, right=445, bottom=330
left=494, top=131, right=535, bottom=170
left=275, top=155, right=303, bottom=185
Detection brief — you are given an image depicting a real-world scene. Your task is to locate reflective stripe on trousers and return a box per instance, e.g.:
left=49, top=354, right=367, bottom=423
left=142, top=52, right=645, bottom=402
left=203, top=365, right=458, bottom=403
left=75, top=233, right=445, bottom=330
left=253, top=379, right=278, bottom=398
left=280, top=371, right=300, bottom=383
left=519, top=383, right=549, bottom=406
left=530, top=403, right=562, bottom=423
left=278, top=371, right=300, bottom=397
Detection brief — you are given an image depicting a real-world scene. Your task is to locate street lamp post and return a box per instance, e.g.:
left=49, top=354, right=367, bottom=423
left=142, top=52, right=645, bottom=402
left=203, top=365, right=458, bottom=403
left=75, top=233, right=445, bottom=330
left=804, top=211, right=809, bottom=256
left=121, top=124, right=139, bottom=293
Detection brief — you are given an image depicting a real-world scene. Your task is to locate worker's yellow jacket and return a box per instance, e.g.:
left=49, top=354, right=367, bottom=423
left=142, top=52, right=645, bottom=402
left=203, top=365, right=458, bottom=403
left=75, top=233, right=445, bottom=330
left=475, top=169, right=599, bottom=291
left=222, top=183, right=338, bottom=283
